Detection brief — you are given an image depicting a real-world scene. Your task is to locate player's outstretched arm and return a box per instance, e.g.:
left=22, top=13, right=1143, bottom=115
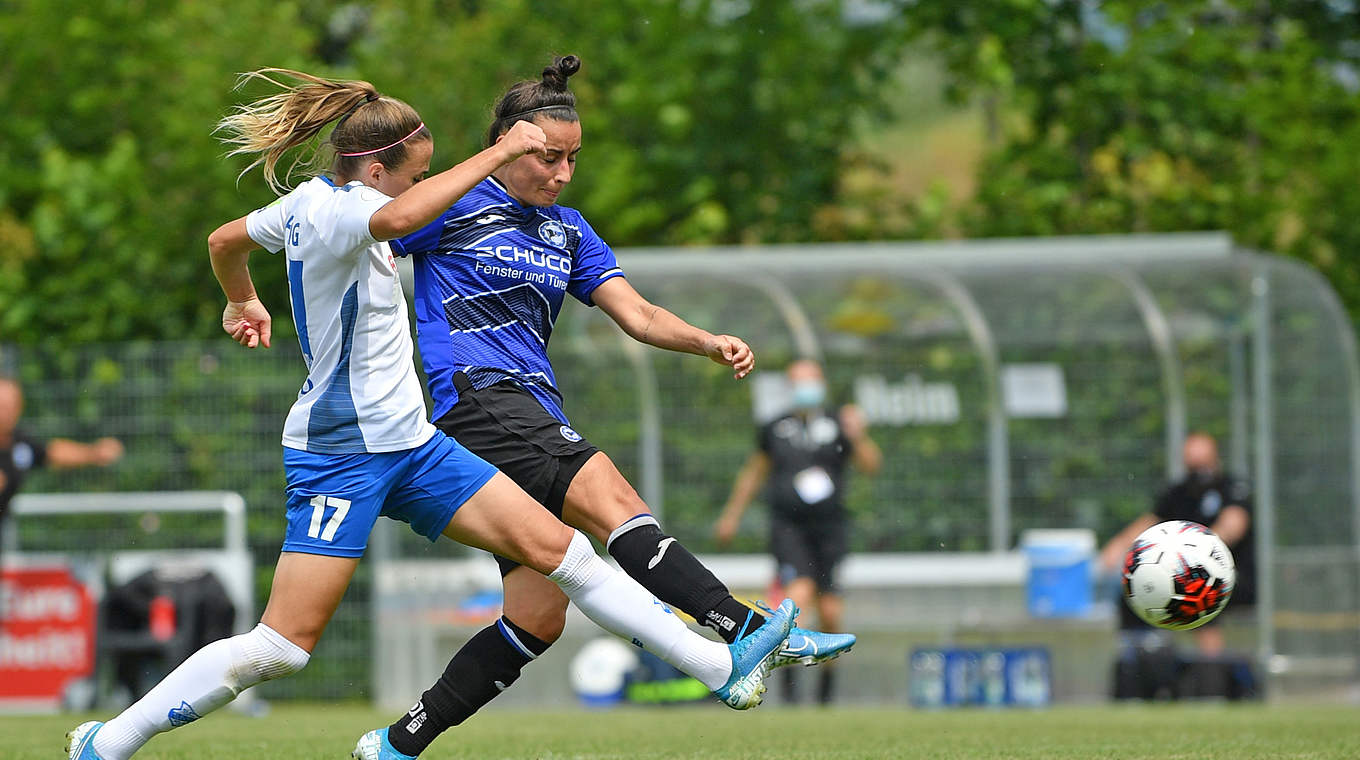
left=368, top=121, right=546, bottom=241
left=208, top=215, right=272, bottom=349
left=1098, top=513, right=1158, bottom=571
left=1209, top=504, right=1249, bottom=547
left=592, top=277, right=756, bottom=379
left=840, top=404, right=884, bottom=475
left=46, top=437, right=124, bottom=468
left=714, top=450, right=772, bottom=546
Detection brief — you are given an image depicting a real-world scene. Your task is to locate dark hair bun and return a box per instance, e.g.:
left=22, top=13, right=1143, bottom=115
left=541, top=55, right=581, bottom=92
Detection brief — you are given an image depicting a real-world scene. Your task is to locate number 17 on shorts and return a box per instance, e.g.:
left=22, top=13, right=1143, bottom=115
left=307, top=495, right=352, bottom=542
left=282, top=489, right=375, bottom=557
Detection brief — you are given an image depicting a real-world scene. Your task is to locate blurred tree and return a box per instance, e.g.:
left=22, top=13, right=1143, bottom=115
left=0, top=0, right=322, bottom=345
left=0, top=0, right=907, bottom=344
left=907, top=0, right=1360, bottom=315
left=0, top=2, right=371, bottom=698
left=354, top=0, right=907, bottom=245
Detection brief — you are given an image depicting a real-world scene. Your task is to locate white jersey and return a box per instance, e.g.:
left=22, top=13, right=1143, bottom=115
left=246, top=176, right=435, bottom=454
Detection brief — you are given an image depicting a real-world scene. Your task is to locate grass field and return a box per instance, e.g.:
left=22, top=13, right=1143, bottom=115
left=8, top=702, right=1359, bottom=760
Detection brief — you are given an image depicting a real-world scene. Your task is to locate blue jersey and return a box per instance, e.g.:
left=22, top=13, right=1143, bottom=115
left=391, top=176, right=624, bottom=423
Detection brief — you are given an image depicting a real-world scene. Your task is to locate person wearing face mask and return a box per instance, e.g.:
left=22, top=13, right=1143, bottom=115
left=1098, top=432, right=1255, bottom=698
left=715, top=358, right=883, bottom=704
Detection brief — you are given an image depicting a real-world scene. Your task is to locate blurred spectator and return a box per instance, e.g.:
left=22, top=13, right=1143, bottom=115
left=715, top=359, right=882, bottom=704
left=1099, top=432, right=1256, bottom=699
left=0, top=376, right=124, bottom=557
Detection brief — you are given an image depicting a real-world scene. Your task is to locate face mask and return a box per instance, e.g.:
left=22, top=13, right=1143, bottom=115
left=1190, top=467, right=1217, bottom=484
left=790, top=381, right=826, bottom=409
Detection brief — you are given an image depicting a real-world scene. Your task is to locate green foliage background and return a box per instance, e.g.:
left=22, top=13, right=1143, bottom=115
left=904, top=0, right=1360, bottom=315
left=4, top=0, right=1360, bottom=697
left=4, top=2, right=1359, bottom=333
left=0, top=0, right=906, bottom=345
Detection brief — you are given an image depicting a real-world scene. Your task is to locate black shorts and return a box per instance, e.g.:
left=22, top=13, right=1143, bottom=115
left=437, top=372, right=600, bottom=575
left=770, top=516, right=848, bottom=594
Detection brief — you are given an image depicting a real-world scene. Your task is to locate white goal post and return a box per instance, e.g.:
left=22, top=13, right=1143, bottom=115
left=4, top=490, right=255, bottom=638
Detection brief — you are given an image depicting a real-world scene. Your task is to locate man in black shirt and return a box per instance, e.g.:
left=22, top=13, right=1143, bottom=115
left=0, top=376, right=124, bottom=553
left=715, top=359, right=882, bottom=703
left=1100, top=432, right=1254, bottom=698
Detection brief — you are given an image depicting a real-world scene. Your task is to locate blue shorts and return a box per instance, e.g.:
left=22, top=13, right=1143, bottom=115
left=281, top=432, right=497, bottom=557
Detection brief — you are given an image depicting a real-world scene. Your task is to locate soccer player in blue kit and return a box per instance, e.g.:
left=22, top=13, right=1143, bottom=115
left=65, top=68, right=796, bottom=760
left=356, top=56, right=856, bottom=760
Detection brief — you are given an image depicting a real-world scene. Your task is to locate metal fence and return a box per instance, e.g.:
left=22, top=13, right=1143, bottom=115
left=3, top=232, right=1357, bottom=700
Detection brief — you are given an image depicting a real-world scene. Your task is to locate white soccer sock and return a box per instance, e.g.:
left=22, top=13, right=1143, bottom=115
left=93, top=623, right=309, bottom=760
left=549, top=530, right=732, bottom=690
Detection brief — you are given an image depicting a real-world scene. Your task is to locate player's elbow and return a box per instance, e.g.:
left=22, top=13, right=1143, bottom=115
left=608, top=305, right=648, bottom=342
left=207, top=226, right=235, bottom=259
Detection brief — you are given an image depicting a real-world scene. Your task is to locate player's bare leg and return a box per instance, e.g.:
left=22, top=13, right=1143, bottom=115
left=260, top=553, right=362, bottom=651
left=71, top=552, right=349, bottom=759
left=501, top=566, right=569, bottom=642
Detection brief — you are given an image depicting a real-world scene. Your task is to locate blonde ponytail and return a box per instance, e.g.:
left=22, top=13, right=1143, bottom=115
left=216, top=68, right=428, bottom=194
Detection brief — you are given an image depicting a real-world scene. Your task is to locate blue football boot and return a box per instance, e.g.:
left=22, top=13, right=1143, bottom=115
left=713, top=597, right=797, bottom=709
left=773, top=627, right=857, bottom=668
left=352, top=727, right=418, bottom=760
left=66, top=721, right=106, bottom=760
left=754, top=599, right=856, bottom=668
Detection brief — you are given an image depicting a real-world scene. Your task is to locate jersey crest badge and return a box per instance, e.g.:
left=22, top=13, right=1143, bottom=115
left=539, top=220, right=567, bottom=248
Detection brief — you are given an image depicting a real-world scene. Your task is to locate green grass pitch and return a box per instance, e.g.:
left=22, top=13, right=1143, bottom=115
left=8, top=703, right=1359, bottom=759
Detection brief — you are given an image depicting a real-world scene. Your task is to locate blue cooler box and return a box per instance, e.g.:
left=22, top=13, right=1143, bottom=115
left=1021, top=529, right=1096, bottom=618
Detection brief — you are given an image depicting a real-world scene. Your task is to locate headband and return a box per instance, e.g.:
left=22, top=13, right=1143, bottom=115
left=500, top=103, right=574, bottom=121
left=339, top=122, right=426, bottom=157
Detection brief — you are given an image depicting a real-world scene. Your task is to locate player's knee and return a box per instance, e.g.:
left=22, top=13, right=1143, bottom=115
left=506, top=606, right=566, bottom=644
left=510, top=520, right=579, bottom=576
left=226, top=623, right=311, bottom=692
left=567, top=455, right=650, bottom=540
left=601, top=487, right=649, bottom=533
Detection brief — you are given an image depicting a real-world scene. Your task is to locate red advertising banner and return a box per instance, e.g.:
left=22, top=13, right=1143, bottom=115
left=1, top=565, right=97, bottom=706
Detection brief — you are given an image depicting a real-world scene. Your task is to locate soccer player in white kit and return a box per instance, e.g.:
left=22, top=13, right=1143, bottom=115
left=65, top=68, right=796, bottom=760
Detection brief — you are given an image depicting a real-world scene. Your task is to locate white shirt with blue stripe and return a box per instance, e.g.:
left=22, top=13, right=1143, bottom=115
left=246, top=176, right=436, bottom=454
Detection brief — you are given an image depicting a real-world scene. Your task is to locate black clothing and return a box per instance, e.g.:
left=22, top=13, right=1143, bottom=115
left=439, top=372, right=767, bottom=643
left=608, top=519, right=762, bottom=644
left=386, top=616, right=549, bottom=756
left=0, top=431, right=48, bottom=550
left=437, top=372, right=598, bottom=576
left=758, top=409, right=853, bottom=522
left=1152, top=471, right=1256, bottom=607
left=757, top=408, right=856, bottom=591
left=1120, top=470, right=1255, bottom=630
left=771, top=517, right=848, bottom=593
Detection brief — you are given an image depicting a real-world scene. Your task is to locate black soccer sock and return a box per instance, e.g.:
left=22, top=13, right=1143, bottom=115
left=387, top=616, right=550, bottom=757
left=606, top=514, right=766, bottom=644
left=818, top=667, right=837, bottom=705
left=781, top=665, right=800, bottom=703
